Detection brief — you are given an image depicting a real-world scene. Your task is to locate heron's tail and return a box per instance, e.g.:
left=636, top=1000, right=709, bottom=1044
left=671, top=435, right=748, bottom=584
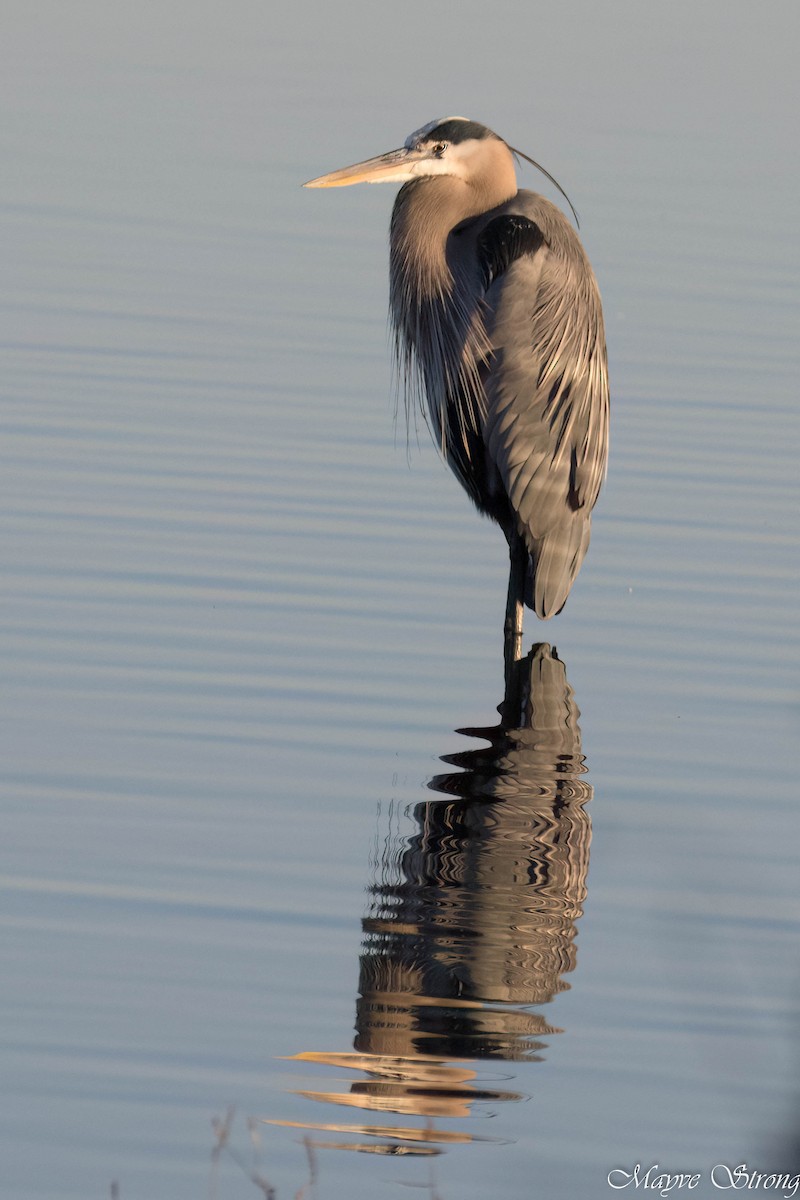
left=526, top=520, right=592, bottom=620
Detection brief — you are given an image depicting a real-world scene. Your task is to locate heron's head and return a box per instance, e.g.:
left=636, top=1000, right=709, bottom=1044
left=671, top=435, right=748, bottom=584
left=304, top=117, right=578, bottom=224
left=303, top=117, right=516, bottom=193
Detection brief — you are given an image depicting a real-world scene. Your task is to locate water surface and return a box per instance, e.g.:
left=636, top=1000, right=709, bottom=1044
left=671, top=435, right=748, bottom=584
left=2, top=3, right=799, bottom=1198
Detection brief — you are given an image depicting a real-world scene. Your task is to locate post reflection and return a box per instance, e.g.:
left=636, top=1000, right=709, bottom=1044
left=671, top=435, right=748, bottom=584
left=273, top=643, right=591, bottom=1157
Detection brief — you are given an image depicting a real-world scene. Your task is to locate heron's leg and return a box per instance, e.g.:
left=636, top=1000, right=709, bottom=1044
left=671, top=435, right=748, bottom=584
left=504, top=534, right=526, bottom=676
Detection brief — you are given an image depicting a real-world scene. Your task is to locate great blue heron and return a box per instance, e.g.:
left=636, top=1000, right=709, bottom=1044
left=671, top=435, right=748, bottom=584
left=304, top=117, right=608, bottom=643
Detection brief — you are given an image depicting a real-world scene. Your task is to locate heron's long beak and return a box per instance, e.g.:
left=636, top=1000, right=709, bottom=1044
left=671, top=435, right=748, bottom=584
left=304, top=147, right=415, bottom=188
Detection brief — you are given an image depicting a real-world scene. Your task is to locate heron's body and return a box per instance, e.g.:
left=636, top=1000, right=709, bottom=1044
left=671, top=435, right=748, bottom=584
left=305, top=117, right=608, bottom=632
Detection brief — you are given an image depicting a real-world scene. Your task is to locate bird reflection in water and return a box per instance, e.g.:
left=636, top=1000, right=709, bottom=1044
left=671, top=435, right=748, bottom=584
left=268, top=643, right=591, bottom=1160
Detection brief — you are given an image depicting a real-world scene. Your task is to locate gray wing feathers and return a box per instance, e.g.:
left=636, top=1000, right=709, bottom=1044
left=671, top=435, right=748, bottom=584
left=483, top=227, right=609, bottom=619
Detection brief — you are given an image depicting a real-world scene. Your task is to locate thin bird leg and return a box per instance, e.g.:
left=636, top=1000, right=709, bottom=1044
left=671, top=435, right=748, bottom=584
left=504, top=533, right=526, bottom=672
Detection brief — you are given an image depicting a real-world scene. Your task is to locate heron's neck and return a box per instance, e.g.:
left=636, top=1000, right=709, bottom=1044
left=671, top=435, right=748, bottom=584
left=391, top=169, right=516, bottom=301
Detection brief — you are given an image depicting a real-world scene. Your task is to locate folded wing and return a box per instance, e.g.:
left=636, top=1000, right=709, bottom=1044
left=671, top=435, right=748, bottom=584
left=479, top=202, right=609, bottom=618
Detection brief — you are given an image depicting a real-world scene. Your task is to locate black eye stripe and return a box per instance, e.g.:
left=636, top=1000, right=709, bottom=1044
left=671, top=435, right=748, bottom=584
left=427, top=119, right=491, bottom=144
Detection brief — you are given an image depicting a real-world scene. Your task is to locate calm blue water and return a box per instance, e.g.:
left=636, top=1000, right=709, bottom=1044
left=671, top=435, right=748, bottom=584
left=2, top=3, right=799, bottom=1198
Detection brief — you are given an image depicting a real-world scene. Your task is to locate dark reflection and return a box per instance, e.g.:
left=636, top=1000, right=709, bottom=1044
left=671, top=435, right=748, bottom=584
left=273, top=643, right=591, bottom=1157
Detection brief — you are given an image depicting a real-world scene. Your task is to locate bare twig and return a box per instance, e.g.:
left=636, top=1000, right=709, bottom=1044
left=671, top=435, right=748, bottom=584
left=210, top=1108, right=277, bottom=1199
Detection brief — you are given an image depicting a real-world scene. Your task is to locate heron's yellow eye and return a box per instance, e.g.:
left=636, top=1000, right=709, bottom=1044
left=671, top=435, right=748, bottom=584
left=432, top=141, right=448, bottom=158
